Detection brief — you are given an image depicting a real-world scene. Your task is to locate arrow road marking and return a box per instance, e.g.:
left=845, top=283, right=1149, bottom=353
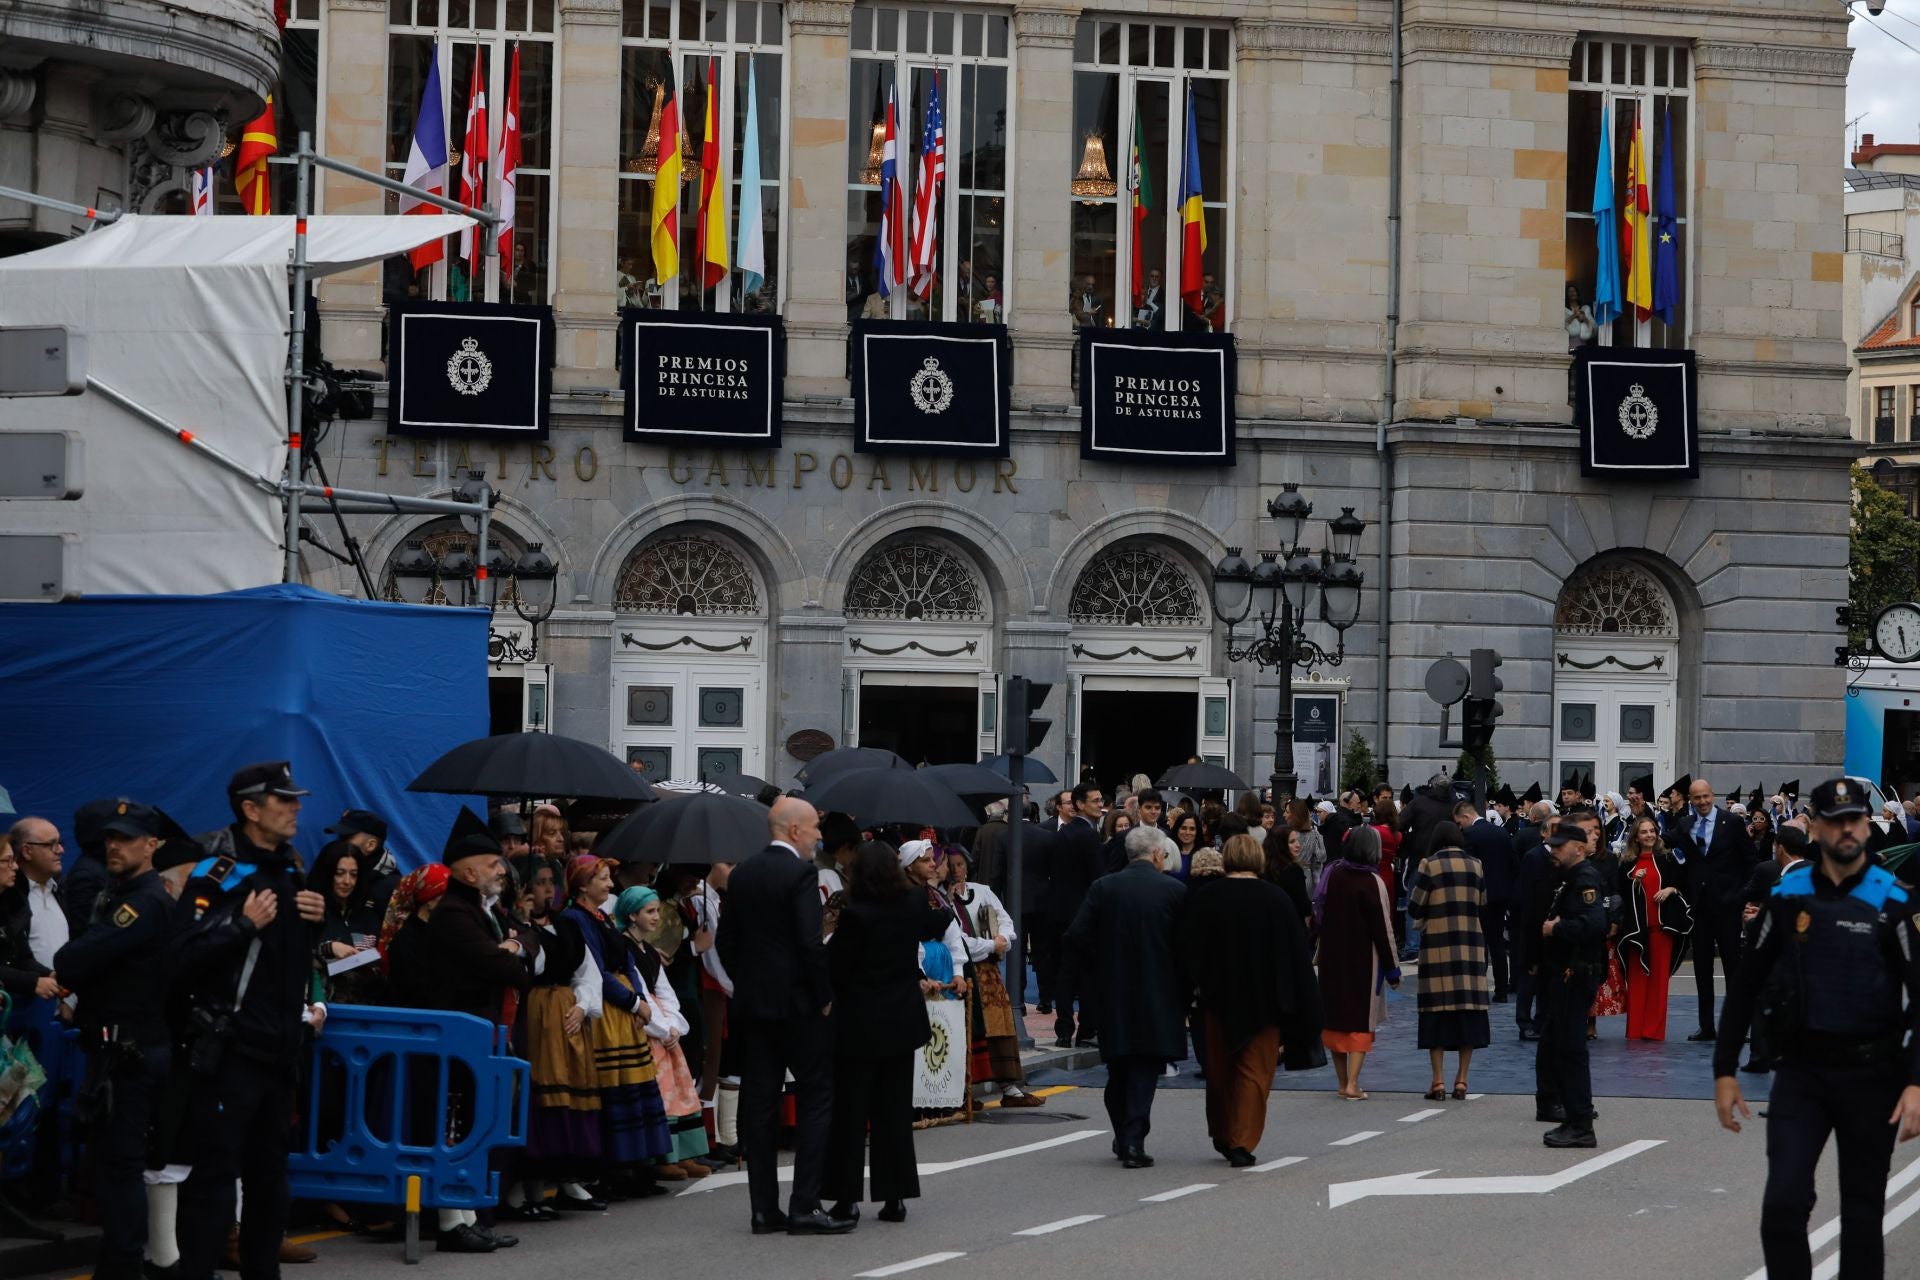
left=1327, top=1139, right=1666, bottom=1208
left=681, top=1128, right=1108, bottom=1195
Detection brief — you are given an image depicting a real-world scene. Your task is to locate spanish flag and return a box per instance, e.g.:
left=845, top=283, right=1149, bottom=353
left=1623, top=105, right=1653, bottom=321
left=1177, top=85, right=1206, bottom=314
left=650, top=68, right=682, bottom=284
left=696, top=57, right=729, bottom=289
left=235, top=94, right=277, bottom=215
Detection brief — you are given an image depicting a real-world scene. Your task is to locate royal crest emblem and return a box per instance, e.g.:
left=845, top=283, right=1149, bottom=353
left=907, top=356, right=955, bottom=415
left=447, top=336, right=494, bottom=397
left=1617, top=382, right=1658, bottom=440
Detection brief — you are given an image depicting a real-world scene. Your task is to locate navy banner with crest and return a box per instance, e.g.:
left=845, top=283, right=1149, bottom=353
left=1079, top=328, right=1236, bottom=466
left=386, top=300, right=553, bottom=439
left=620, top=310, right=784, bottom=447
left=1573, top=347, right=1698, bottom=479
left=851, top=320, right=1011, bottom=457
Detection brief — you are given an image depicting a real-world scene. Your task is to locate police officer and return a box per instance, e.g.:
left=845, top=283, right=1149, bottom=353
left=1533, top=805, right=1609, bottom=1149
left=172, top=762, right=327, bottom=1280
left=51, top=801, right=184, bottom=1280
left=1715, top=776, right=1920, bottom=1280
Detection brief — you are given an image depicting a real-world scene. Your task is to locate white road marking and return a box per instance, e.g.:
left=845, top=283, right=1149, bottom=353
left=1330, top=1130, right=1384, bottom=1146
left=1812, top=1183, right=1920, bottom=1280
left=855, top=1252, right=966, bottom=1277
left=1328, top=1139, right=1665, bottom=1208
left=1397, top=1109, right=1445, bottom=1123
left=1014, top=1214, right=1105, bottom=1236
left=1247, top=1156, right=1309, bottom=1173
left=682, top=1128, right=1109, bottom=1195
left=1140, top=1183, right=1216, bottom=1202
left=1465, top=1093, right=1484, bottom=1100
left=1750, top=1152, right=1920, bottom=1280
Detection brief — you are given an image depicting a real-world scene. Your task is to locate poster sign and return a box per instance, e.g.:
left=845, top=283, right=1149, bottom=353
left=1079, top=328, right=1236, bottom=466
left=387, top=300, right=552, bottom=439
left=1292, top=693, right=1341, bottom=799
left=852, top=320, right=1010, bottom=457
left=1573, top=346, right=1698, bottom=478
left=620, top=310, right=783, bottom=447
left=912, top=997, right=969, bottom=1109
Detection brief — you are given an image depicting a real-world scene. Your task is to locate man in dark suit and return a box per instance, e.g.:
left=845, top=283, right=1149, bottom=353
left=1459, top=800, right=1519, bottom=1002
left=716, top=797, right=849, bottom=1236
left=1511, top=804, right=1558, bottom=1040
left=1670, top=777, right=1760, bottom=1041
left=1045, top=782, right=1105, bottom=1047
left=1040, top=790, right=1074, bottom=834
left=1065, top=825, right=1186, bottom=1167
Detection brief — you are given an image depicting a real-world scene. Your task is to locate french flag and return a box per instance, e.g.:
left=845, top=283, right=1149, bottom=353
left=873, top=83, right=905, bottom=299
left=400, top=42, right=449, bottom=270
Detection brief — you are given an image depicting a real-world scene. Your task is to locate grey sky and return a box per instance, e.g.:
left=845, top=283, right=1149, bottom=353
left=1848, top=6, right=1920, bottom=154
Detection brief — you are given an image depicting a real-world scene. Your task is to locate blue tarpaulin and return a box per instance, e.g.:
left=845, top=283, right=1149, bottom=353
left=0, top=584, right=489, bottom=869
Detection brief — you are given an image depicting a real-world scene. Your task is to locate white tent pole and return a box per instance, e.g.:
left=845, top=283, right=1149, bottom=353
left=284, top=131, right=314, bottom=584
left=86, top=376, right=281, bottom=495
left=0, top=183, right=123, bottom=225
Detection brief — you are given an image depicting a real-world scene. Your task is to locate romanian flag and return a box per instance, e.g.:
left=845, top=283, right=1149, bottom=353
left=696, top=57, right=729, bottom=289
left=1177, top=85, right=1206, bottom=314
left=235, top=94, right=277, bottom=215
left=1623, top=105, right=1653, bottom=321
left=1128, top=106, right=1152, bottom=306
left=650, top=66, right=682, bottom=284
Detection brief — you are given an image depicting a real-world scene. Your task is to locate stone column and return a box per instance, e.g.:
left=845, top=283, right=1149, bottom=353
left=553, top=0, right=622, bottom=383
left=783, top=0, right=856, bottom=397
left=1007, top=5, right=1077, bottom=407
left=316, top=0, right=391, bottom=364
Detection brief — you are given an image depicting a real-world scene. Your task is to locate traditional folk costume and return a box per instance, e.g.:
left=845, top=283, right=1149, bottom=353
left=943, top=875, right=1041, bottom=1104
left=615, top=887, right=712, bottom=1176
left=520, top=899, right=603, bottom=1166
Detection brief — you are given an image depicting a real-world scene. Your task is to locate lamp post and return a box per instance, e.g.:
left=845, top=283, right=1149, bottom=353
left=1211, top=484, right=1366, bottom=805
left=389, top=538, right=559, bottom=664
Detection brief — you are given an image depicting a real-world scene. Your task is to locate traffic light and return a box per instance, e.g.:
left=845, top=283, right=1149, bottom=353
left=1004, top=676, right=1053, bottom=756
left=1462, top=648, right=1504, bottom=751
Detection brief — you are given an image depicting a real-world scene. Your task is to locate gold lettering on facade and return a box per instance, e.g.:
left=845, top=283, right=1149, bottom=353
left=953, top=461, right=976, bottom=493
left=575, top=446, right=598, bottom=482
left=830, top=455, right=854, bottom=489
left=743, top=453, right=774, bottom=486
left=908, top=457, right=939, bottom=493
left=994, top=458, right=1019, bottom=494
left=531, top=443, right=557, bottom=480
left=867, top=459, right=892, bottom=491
left=667, top=449, right=694, bottom=483
left=793, top=451, right=818, bottom=487
left=411, top=443, right=434, bottom=478
left=374, top=435, right=392, bottom=477
left=705, top=456, right=731, bottom=486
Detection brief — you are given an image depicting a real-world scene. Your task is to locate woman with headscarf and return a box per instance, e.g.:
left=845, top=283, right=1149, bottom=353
left=940, top=845, right=1044, bottom=1108
left=1315, top=825, right=1400, bottom=1101
left=379, top=863, right=450, bottom=1006
left=1406, top=821, right=1490, bottom=1099
left=561, top=855, right=673, bottom=1190
left=1600, top=792, right=1630, bottom=853
left=900, top=841, right=968, bottom=1128
left=613, top=885, right=711, bottom=1178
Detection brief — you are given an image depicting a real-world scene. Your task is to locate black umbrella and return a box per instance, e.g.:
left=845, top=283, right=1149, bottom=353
left=922, top=763, right=1022, bottom=797
left=408, top=732, right=657, bottom=802
left=978, top=753, right=1059, bottom=786
left=797, top=746, right=911, bottom=786
left=1157, top=761, right=1252, bottom=792
left=595, top=791, right=771, bottom=865
left=803, top=766, right=977, bottom=828
left=703, top=769, right=769, bottom=798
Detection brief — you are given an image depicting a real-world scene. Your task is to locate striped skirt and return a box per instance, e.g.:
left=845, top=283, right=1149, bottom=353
left=525, top=985, right=602, bottom=1163
left=590, top=979, right=672, bottom=1165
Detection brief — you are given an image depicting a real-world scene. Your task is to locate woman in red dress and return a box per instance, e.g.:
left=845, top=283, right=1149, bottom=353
left=1616, top=816, right=1691, bottom=1041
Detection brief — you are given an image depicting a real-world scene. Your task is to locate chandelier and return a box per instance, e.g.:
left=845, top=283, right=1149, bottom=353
left=633, top=80, right=699, bottom=184
left=1071, top=130, right=1117, bottom=202
left=861, top=117, right=887, bottom=185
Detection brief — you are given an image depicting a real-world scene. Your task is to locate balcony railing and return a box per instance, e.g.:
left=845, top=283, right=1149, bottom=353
left=1849, top=227, right=1907, bottom=259
left=1875, top=414, right=1897, bottom=443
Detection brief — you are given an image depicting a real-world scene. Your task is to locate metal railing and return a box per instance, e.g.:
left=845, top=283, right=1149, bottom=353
left=1849, top=227, right=1907, bottom=258
left=1875, top=414, right=1897, bottom=443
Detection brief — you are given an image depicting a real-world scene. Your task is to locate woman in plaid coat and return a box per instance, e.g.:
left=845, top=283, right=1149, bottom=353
left=1407, top=820, right=1491, bottom=1100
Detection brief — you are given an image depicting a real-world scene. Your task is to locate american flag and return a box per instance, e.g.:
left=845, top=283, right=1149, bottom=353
left=907, top=73, right=944, bottom=299
left=873, top=83, right=905, bottom=298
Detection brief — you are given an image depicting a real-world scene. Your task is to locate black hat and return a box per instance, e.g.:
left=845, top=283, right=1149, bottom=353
left=1522, top=782, right=1543, bottom=805
left=820, top=812, right=861, bottom=851
left=1781, top=779, right=1801, bottom=803
left=442, top=805, right=503, bottom=864
left=1725, top=785, right=1740, bottom=806
left=325, top=809, right=388, bottom=843
left=1399, top=785, right=1413, bottom=805
left=1807, top=777, right=1869, bottom=821
left=1748, top=787, right=1764, bottom=810
left=1494, top=784, right=1518, bottom=808
left=228, top=761, right=309, bottom=802
left=1579, top=772, right=1596, bottom=801
left=1628, top=775, right=1654, bottom=801
left=75, top=796, right=135, bottom=852
left=1665, top=774, right=1692, bottom=799
left=98, top=800, right=174, bottom=840
left=488, top=809, right=528, bottom=840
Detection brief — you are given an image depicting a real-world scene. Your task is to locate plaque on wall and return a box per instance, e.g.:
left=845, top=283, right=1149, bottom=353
left=785, top=728, right=835, bottom=761
left=851, top=319, right=1011, bottom=458
left=620, top=310, right=784, bottom=447
left=386, top=300, right=553, bottom=439
left=1573, top=346, right=1698, bottom=479
left=1079, top=328, right=1236, bottom=466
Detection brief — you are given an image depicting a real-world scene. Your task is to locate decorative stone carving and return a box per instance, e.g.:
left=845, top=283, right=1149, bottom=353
left=845, top=540, right=986, bottom=621
left=1693, top=42, right=1851, bottom=84
left=0, top=69, right=36, bottom=120
left=127, top=136, right=183, bottom=213
left=96, top=90, right=157, bottom=144
left=617, top=535, right=762, bottom=616
left=1554, top=561, right=1677, bottom=639
left=787, top=0, right=853, bottom=36
left=1068, top=545, right=1204, bottom=627
left=1399, top=24, right=1575, bottom=68
left=147, top=109, right=227, bottom=167
left=1012, top=7, right=1077, bottom=48
left=1238, top=21, right=1390, bottom=62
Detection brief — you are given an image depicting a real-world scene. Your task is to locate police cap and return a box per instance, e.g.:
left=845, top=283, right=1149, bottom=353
left=1807, top=776, right=1870, bottom=821
left=98, top=800, right=172, bottom=840
left=325, top=808, right=388, bottom=842
left=228, top=761, right=310, bottom=801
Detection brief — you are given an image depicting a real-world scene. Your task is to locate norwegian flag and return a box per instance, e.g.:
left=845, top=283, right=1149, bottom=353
left=907, top=72, right=944, bottom=299
left=496, top=44, right=521, bottom=267
left=457, top=51, right=488, bottom=271
left=873, top=83, right=905, bottom=299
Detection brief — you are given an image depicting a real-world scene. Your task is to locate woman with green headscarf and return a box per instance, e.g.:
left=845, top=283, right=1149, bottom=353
left=614, top=885, right=712, bottom=1177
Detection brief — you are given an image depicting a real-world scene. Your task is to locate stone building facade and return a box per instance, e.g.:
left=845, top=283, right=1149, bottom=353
left=285, top=0, right=1855, bottom=794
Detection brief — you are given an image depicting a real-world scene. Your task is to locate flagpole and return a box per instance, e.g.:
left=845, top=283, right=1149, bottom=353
left=284, top=129, right=313, bottom=583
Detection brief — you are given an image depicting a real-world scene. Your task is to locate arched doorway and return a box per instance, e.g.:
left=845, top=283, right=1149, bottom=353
left=840, top=535, right=996, bottom=767
left=1551, top=557, right=1680, bottom=800
left=1065, top=541, right=1227, bottom=790
left=610, top=530, right=769, bottom=785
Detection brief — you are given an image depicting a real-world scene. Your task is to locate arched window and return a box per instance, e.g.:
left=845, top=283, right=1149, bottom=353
left=845, top=539, right=985, bottom=621
left=1554, top=559, right=1676, bottom=638
left=382, top=519, right=527, bottom=605
left=615, top=534, right=761, bottom=616
left=1069, top=544, right=1204, bottom=626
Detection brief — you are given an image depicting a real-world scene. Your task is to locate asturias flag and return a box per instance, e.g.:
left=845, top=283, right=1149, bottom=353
left=1651, top=106, right=1680, bottom=326
left=1128, top=106, right=1153, bottom=307
left=1590, top=106, right=1620, bottom=328
left=400, top=46, right=450, bottom=270
left=696, top=56, right=730, bottom=289
left=736, top=58, right=767, bottom=297
left=1178, top=85, right=1206, bottom=315
left=1623, top=105, right=1653, bottom=321
left=234, top=94, right=277, bottom=216
left=650, top=65, right=682, bottom=284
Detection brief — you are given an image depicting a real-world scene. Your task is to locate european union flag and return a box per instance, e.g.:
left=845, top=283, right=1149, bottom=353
left=1652, top=107, right=1680, bottom=326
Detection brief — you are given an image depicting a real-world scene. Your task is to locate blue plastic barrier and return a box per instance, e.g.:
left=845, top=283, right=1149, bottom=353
left=289, top=1006, right=528, bottom=1222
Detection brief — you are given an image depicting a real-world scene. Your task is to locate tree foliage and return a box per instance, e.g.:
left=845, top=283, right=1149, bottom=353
left=1850, top=464, right=1920, bottom=650
left=1341, top=731, right=1379, bottom=795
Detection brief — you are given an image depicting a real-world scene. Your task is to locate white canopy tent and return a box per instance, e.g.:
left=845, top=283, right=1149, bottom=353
left=0, top=213, right=470, bottom=595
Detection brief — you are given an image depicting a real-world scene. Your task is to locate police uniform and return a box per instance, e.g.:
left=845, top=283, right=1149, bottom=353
left=51, top=801, right=184, bottom=1280
left=172, top=761, right=317, bottom=1280
left=1717, top=777, right=1920, bottom=1280
left=1533, top=829, right=1610, bottom=1148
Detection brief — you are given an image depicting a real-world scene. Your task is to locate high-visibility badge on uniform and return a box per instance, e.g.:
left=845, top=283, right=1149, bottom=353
left=1796, top=911, right=1812, bottom=935
left=1581, top=888, right=1597, bottom=904
left=113, top=903, right=139, bottom=928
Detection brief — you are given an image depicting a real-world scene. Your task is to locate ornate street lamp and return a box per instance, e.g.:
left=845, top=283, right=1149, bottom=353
left=391, top=540, right=437, bottom=605
left=1211, top=486, right=1368, bottom=804
left=491, top=543, right=559, bottom=664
